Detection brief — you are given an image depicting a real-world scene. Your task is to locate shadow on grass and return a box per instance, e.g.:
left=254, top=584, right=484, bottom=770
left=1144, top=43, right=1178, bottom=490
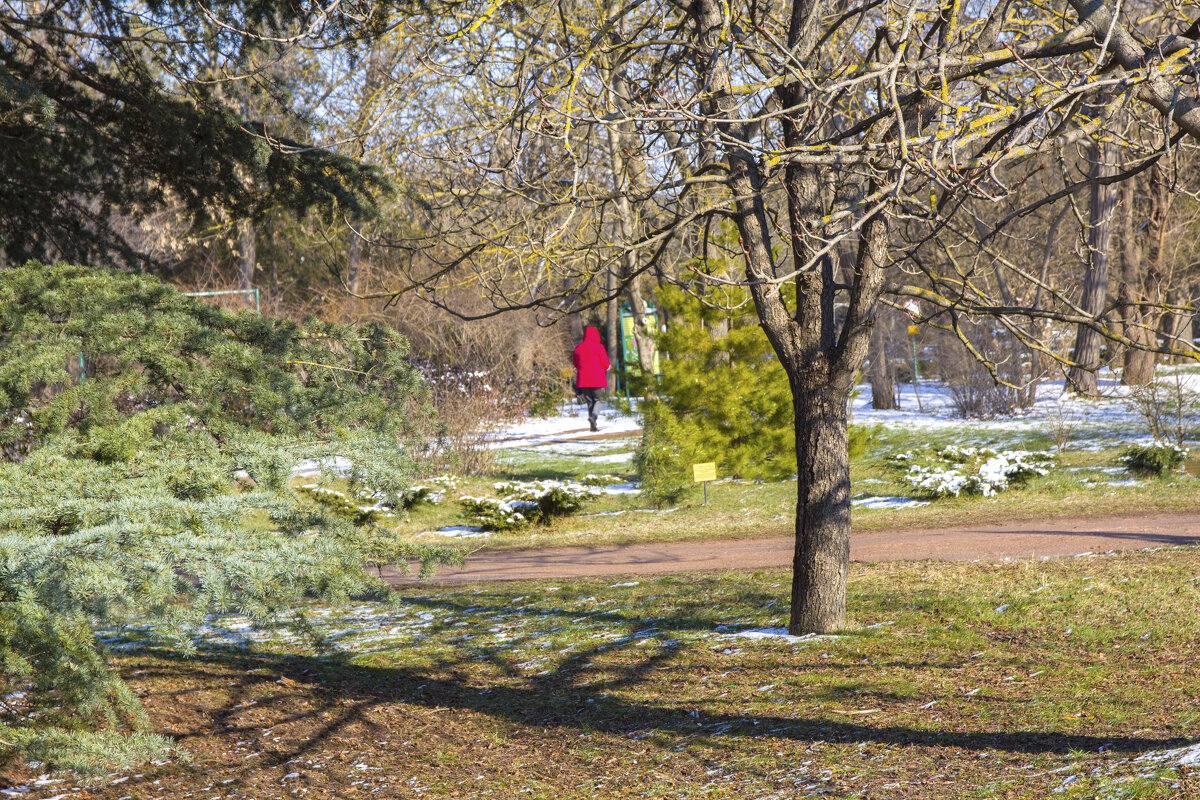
left=133, top=586, right=1189, bottom=773
left=144, top=644, right=1188, bottom=764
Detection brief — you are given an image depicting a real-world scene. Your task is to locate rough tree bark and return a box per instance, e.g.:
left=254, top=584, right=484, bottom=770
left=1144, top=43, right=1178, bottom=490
left=1119, top=174, right=1155, bottom=384
left=869, top=312, right=896, bottom=410
left=1067, top=139, right=1118, bottom=395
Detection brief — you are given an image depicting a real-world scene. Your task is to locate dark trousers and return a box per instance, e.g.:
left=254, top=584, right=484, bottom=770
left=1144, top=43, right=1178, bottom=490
left=578, top=386, right=603, bottom=421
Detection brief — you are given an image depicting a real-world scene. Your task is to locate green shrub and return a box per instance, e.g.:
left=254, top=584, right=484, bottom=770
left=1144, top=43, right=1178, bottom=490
left=847, top=424, right=882, bottom=461
left=634, top=401, right=695, bottom=507
left=0, top=262, right=462, bottom=774
left=460, top=480, right=602, bottom=530
left=1121, top=443, right=1187, bottom=476
left=651, top=252, right=795, bottom=480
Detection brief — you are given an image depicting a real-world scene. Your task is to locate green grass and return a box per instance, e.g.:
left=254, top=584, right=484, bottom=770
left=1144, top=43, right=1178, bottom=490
left=334, top=425, right=1200, bottom=552
left=85, top=546, right=1200, bottom=798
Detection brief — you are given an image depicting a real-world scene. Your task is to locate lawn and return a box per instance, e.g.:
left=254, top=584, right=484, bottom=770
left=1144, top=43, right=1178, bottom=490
left=13, top=546, right=1198, bottom=799
left=373, top=419, right=1200, bottom=552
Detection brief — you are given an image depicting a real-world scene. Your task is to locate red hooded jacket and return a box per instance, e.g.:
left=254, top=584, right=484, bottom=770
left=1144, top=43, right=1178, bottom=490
left=573, top=326, right=611, bottom=388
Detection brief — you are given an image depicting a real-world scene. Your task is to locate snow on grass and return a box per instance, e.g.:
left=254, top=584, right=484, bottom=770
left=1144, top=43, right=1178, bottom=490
left=1137, top=742, right=1200, bottom=767
left=599, top=482, right=640, bottom=494
left=853, top=373, right=1200, bottom=449
left=851, top=495, right=930, bottom=510
left=721, top=627, right=839, bottom=644
left=421, top=526, right=490, bottom=539
left=484, top=403, right=641, bottom=449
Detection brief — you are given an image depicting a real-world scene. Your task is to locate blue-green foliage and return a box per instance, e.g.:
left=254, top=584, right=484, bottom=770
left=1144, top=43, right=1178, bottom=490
left=650, top=282, right=795, bottom=480
left=0, top=263, right=459, bottom=773
left=1121, top=443, right=1187, bottom=476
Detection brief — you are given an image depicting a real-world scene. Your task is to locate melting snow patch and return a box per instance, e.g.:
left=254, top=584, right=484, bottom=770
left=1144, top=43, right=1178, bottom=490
left=726, top=627, right=835, bottom=644
left=425, top=526, right=490, bottom=539
left=610, top=581, right=640, bottom=587
left=291, top=456, right=352, bottom=478
left=1137, top=742, right=1200, bottom=766
left=851, top=495, right=929, bottom=510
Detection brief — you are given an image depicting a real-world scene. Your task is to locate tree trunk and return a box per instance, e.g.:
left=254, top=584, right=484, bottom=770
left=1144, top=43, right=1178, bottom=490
left=605, top=275, right=620, bottom=392
left=868, top=311, right=896, bottom=410
left=1067, top=140, right=1117, bottom=395
left=237, top=218, right=256, bottom=293
left=626, top=283, right=658, bottom=399
left=1160, top=287, right=1190, bottom=362
left=346, top=216, right=364, bottom=295
left=1119, top=174, right=1155, bottom=384
left=790, top=382, right=851, bottom=634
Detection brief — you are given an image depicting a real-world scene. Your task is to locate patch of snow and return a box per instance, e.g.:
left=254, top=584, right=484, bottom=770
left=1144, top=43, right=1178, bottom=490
left=726, top=627, right=836, bottom=644
left=423, top=526, right=491, bottom=539
left=484, top=403, right=641, bottom=449
left=851, top=376, right=1194, bottom=450
left=291, top=455, right=352, bottom=478
left=852, top=495, right=929, bottom=509
left=1136, top=742, right=1200, bottom=766
left=601, top=482, right=640, bottom=494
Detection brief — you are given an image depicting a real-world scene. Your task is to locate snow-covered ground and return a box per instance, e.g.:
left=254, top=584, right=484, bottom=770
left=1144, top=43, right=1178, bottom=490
left=484, top=401, right=641, bottom=449
left=489, top=371, right=1198, bottom=454
left=851, top=372, right=1197, bottom=449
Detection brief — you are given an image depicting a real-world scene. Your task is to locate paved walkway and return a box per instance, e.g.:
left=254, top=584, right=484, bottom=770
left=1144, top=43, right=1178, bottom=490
left=383, top=511, right=1200, bottom=586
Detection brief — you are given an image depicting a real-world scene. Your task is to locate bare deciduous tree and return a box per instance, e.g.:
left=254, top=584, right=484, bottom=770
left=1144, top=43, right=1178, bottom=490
left=374, top=0, right=1200, bottom=632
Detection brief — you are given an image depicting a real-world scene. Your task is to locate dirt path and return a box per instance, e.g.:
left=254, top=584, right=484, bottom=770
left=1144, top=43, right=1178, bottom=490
left=384, top=511, right=1200, bottom=586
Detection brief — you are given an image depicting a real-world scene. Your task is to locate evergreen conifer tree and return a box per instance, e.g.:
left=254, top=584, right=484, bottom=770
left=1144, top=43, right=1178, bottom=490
left=0, top=262, right=456, bottom=773
left=0, top=0, right=385, bottom=267
left=647, top=237, right=796, bottom=482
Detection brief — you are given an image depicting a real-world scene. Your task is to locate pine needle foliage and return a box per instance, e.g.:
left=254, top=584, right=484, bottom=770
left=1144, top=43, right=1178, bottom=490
left=0, top=262, right=459, bottom=773
left=0, top=1, right=387, bottom=267
left=650, top=281, right=796, bottom=480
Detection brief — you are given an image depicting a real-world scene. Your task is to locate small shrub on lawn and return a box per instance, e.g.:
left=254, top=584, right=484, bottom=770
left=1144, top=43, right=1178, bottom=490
left=634, top=401, right=695, bottom=507
left=1121, top=443, right=1187, bottom=477
left=460, top=480, right=603, bottom=530
left=458, top=496, right=535, bottom=531
left=891, top=445, right=1054, bottom=498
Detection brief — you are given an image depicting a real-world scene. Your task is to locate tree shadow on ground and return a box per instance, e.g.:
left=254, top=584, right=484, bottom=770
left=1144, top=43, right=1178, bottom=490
left=133, top=588, right=1189, bottom=773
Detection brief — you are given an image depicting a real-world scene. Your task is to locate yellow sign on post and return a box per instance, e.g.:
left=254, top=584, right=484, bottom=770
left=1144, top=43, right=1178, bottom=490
left=907, top=324, right=919, bottom=336
left=693, top=462, right=717, bottom=505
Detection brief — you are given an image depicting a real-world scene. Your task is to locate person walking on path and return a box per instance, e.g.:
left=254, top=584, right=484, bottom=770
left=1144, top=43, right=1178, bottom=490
left=573, top=326, right=610, bottom=431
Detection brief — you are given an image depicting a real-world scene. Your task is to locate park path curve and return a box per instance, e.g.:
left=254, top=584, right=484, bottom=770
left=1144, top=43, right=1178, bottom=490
left=384, top=511, right=1200, bottom=586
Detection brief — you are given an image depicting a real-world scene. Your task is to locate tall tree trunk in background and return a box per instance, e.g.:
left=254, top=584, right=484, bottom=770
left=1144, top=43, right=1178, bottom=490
left=1027, top=204, right=1068, bottom=393
left=237, top=218, right=256, bottom=293
left=1161, top=287, right=1191, bottom=362
left=605, top=267, right=620, bottom=392
left=346, top=218, right=364, bottom=295
left=868, top=311, right=896, bottom=409
left=1120, top=174, right=1155, bottom=384
left=1131, top=166, right=1174, bottom=378
left=1067, top=140, right=1118, bottom=395
left=625, top=283, right=658, bottom=398
left=603, top=4, right=657, bottom=400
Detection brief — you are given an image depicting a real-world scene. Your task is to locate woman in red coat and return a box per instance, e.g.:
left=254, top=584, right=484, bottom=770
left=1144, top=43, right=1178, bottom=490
left=572, top=326, right=611, bottom=431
